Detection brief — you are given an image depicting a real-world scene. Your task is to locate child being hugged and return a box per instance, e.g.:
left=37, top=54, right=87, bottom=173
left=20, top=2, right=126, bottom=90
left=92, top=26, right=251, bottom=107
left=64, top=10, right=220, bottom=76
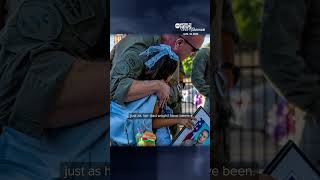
left=110, top=44, right=194, bottom=146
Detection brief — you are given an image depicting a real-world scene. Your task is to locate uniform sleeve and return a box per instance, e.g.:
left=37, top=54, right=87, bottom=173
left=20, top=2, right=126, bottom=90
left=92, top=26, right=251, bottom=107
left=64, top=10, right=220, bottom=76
left=260, top=0, right=320, bottom=118
left=222, top=0, right=239, bottom=42
left=167, top=85, right=180, bottom=108
left=191, top=49, right=209, bottom=97
left=110, top=49, right=144, bottom=105
left=9, top=50, right=75, bottom=137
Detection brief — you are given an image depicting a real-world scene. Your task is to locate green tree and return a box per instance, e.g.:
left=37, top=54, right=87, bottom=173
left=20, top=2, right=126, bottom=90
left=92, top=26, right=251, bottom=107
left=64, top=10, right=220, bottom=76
left=232, top=0, right=263, bottom=44
left=182, top=56, right=193, bottom=76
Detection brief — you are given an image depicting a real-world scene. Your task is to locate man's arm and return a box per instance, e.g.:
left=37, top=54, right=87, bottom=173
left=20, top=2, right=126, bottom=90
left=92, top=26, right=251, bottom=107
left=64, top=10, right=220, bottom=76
left=125, top=80, right=169, bottom=103
left=110, top=50, right=144, bottom=104
left=44, top=60, right=107, bottom=128
left=260, top=0, right=320, bottom=118
left=110, top=50, right=171, bottom=107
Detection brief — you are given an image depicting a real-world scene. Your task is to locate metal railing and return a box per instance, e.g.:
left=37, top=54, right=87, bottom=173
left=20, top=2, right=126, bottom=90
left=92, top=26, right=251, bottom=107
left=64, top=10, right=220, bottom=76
left=180, top=78, right=199, bottom=115
left=229, top=46, right=304, bottom=170
left=180, top=46, right=303, bottom=170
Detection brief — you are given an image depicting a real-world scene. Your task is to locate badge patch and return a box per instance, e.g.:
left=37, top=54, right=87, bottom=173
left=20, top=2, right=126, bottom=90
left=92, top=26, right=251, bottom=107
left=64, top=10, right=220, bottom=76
left=55, top=0, right=95, bottom=25
left=17, top=1, right=62, bottom=41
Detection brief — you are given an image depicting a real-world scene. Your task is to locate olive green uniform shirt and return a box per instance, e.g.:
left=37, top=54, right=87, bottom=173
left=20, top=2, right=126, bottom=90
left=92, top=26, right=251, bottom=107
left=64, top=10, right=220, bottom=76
left=191, top=48, right=210, bottom=112
left=191, top=48, right=210, bottom=97
left=0, top=0, right=105, bottom=138
left=110, top=35, right=161, bottom=105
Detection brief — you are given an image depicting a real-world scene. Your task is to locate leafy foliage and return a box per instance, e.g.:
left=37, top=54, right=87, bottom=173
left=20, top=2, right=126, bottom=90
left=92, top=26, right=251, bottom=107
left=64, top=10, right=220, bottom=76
left=182, top=56, right=193, bottom=76
left=232, top=0, right=263, bottom=44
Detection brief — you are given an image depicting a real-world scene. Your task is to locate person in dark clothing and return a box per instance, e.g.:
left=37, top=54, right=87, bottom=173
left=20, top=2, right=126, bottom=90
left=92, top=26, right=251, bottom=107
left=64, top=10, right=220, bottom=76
left=260, top=0, right=320, bottom=168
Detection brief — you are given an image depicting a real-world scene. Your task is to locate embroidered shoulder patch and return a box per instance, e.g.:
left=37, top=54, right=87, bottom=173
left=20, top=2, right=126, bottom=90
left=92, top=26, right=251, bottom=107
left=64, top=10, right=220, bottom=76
left=17, top=1, right=62, bottom=41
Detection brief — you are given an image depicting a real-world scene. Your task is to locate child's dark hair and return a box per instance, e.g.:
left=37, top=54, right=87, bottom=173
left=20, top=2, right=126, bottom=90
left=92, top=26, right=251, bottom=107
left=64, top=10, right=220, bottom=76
left=141, top=54, right=178, bottom=81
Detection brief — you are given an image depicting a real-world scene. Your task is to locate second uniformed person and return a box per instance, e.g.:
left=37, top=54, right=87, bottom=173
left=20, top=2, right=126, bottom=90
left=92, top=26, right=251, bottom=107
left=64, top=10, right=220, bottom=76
left=260, top=0, right=320, bottom=168
left=192, top=0, right=239, bottom=114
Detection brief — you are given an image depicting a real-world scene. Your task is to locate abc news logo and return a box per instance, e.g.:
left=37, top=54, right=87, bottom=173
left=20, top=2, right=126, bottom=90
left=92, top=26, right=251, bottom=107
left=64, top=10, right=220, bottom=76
left=175, top=23, right=192, bottom=31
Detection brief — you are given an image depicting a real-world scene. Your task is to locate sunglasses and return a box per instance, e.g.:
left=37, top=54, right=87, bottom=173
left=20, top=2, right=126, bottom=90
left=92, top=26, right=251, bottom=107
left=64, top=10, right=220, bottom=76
left=179, top=35, right=199, bottom=52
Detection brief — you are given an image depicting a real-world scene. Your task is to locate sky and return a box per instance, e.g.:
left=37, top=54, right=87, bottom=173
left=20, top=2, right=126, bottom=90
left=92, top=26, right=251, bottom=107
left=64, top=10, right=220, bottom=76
left=110, top=0, right=210, bottom=34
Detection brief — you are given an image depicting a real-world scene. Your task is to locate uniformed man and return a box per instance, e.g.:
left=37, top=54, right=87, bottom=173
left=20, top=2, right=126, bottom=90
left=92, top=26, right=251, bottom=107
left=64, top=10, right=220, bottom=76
left=0, top=0, right=108, bottom=179
left=192, top=0, right=239, bottom=114
left=260, top=0, right=320, bottom=168
left=191, top=45, right=211, bottom=113
left=110, top=35, right=205, bottom=110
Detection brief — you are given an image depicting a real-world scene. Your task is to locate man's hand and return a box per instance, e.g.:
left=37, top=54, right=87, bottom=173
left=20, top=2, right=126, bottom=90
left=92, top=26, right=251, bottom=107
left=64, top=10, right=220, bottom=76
left=125, top=80, right=169, bottom=105
left=178, top=117, right=196, bottom=130
left=156, top=80, right=171, bottom=109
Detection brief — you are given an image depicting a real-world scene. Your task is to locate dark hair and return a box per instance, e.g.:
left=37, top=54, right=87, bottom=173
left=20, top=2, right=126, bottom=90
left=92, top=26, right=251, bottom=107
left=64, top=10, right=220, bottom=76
left=201, top=129, right=209, bottom=134
left=141, top=54, right=178, bottom=81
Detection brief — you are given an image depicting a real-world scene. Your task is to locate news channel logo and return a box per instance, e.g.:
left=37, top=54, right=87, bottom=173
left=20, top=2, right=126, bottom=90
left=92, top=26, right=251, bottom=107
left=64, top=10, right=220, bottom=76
left=175, top=23, right=205, bottom=35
